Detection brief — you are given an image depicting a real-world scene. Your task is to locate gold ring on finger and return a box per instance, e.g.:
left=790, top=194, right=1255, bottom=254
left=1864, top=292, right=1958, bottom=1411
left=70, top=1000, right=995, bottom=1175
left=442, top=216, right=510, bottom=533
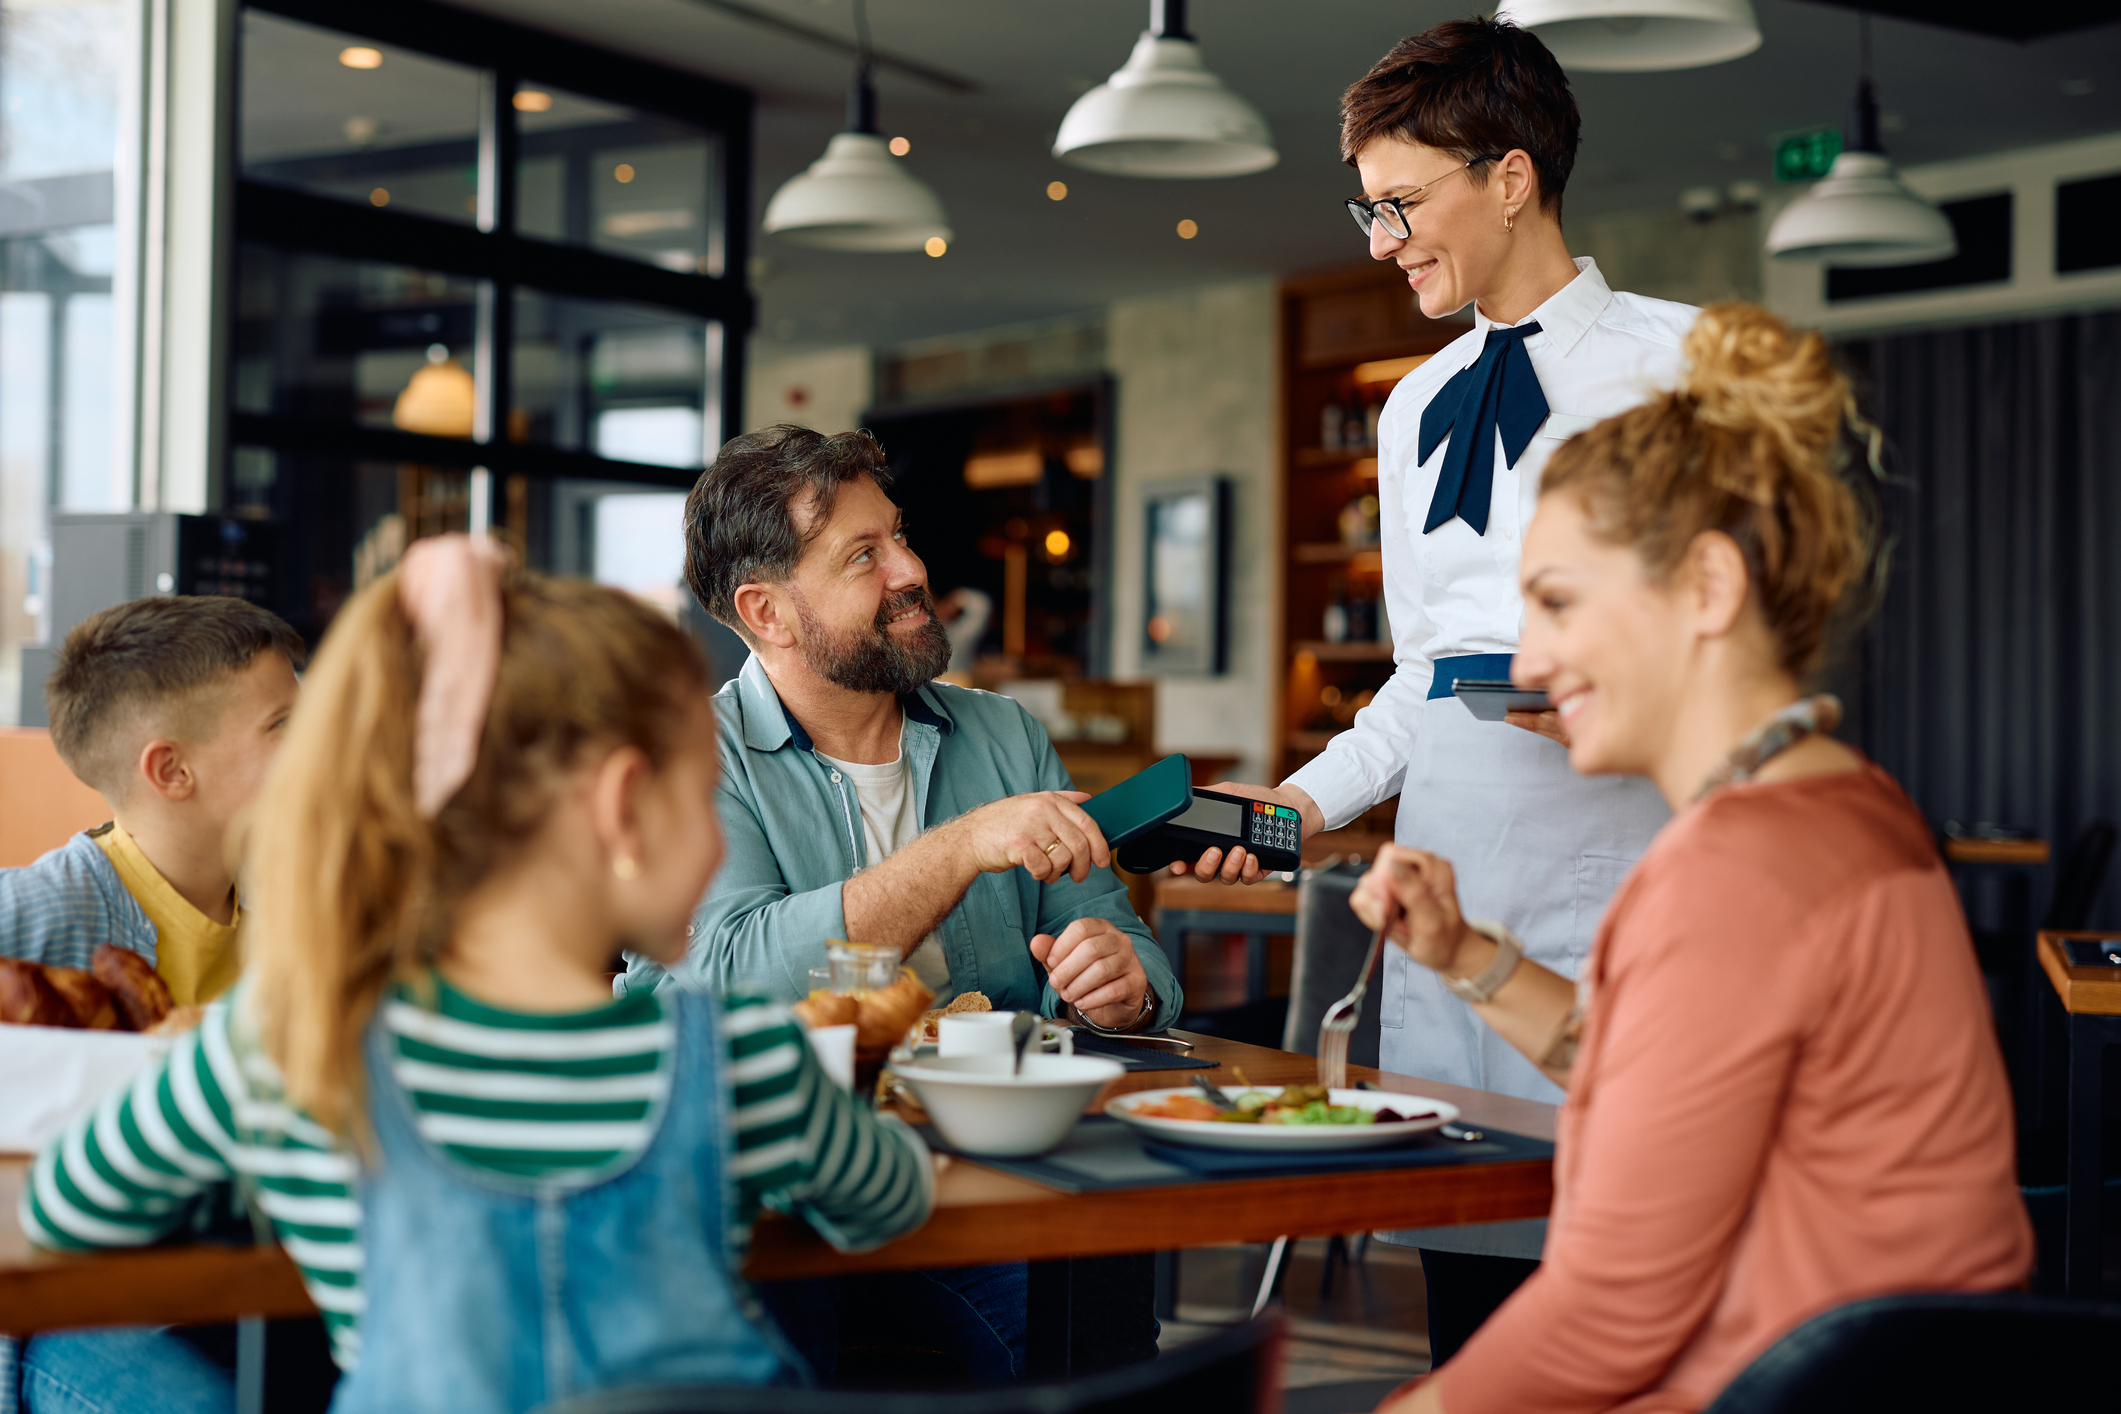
left=1045, top=841, right=1067, bottom=856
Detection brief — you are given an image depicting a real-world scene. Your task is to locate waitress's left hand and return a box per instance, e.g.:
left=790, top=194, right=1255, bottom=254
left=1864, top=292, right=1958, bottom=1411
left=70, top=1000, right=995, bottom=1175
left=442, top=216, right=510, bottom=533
left=1349, top=843, right=1478, bottom=976
left=1505, top=708, right=1571, bottom=747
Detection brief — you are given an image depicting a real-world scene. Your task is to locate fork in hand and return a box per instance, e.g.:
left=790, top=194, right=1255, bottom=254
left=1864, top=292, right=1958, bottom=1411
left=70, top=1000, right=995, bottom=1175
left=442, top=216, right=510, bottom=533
left=1317, top=902, right=1394, bottom=1091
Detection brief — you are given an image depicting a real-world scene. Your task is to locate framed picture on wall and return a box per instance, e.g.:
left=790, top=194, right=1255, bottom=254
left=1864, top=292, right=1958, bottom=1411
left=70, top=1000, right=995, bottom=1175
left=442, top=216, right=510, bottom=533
left=1141, top=476, right=1230, bottom=676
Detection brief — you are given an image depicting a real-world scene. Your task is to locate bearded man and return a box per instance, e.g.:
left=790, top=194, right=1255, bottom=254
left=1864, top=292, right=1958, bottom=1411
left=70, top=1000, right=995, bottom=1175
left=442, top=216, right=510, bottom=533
left=623, top=423, right=1178, bottom=1033
left=620, top=425, right=1176, bottom=1386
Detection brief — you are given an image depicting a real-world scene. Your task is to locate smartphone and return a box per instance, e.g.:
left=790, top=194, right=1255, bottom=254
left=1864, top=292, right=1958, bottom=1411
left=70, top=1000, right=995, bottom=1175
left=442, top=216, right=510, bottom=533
left=1452, top=678, right=1551, bottom=722
left=2063, top=938, right=2121, bottom=969
left=1079, top=753, right=1193, bottom=848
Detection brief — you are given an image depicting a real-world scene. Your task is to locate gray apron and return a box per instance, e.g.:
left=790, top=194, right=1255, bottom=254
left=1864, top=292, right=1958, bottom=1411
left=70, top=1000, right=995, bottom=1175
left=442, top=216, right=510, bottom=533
left=1379, top=692, right=1669, bottom=1256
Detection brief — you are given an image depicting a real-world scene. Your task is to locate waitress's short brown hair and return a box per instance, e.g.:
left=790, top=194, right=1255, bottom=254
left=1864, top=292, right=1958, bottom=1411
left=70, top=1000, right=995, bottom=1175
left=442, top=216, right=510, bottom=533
left=1341, top=18, right=1580, bottom=219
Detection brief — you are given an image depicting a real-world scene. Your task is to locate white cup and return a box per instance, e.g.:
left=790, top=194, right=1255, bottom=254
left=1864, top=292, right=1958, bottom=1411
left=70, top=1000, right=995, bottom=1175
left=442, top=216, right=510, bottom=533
left=937, top=1010, right=1022, bottom=1059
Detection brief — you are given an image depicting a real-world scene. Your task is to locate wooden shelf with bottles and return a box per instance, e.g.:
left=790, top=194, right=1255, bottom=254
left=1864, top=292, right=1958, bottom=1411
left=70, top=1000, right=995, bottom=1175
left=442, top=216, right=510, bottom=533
left=1275, top=263, right=1468, bottom=792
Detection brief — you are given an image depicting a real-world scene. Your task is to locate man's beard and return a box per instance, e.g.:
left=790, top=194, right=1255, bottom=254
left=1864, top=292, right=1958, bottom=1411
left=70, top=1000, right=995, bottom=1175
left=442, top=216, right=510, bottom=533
left=795, top=586, right=953, bottom=696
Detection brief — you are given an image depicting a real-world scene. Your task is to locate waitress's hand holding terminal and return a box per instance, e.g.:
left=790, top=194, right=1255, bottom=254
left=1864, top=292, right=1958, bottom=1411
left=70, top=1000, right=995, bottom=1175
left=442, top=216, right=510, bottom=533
left=1166, top=782, right=1322, bottom=885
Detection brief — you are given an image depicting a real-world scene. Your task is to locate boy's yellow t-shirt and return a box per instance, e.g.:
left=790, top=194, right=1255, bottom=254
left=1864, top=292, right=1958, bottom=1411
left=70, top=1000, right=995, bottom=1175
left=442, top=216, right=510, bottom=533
left=91, top=822, right=242, bottom=1005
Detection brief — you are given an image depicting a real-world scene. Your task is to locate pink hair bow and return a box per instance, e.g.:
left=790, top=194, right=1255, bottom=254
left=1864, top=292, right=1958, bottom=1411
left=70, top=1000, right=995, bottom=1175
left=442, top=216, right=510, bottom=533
left=397, top=534, right=507, bottom=819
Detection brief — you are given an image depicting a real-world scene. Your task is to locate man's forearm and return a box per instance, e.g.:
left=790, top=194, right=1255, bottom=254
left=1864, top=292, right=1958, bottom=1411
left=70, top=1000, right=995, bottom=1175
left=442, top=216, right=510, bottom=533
left=840, top=819, right=982, bottom=956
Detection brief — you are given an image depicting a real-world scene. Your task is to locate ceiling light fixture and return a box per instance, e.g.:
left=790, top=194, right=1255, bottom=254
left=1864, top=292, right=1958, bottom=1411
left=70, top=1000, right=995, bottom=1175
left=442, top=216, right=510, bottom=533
left=1765, top=12, right=1954, bottom=267
left=338, top=45, right=383, bottom=70
left=1053, top=0, right=1275, bottom=178
left=1492, top=0, right=1760, bottom=71
left=761, top=0, right=951, bottom=252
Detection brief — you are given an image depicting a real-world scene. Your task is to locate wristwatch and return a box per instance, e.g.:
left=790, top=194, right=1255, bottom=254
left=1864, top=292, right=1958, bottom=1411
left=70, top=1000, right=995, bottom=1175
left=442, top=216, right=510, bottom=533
left=1441, top=920, right=1524, bottom=1005
left=1070, top=984, right=1159, bottom=1035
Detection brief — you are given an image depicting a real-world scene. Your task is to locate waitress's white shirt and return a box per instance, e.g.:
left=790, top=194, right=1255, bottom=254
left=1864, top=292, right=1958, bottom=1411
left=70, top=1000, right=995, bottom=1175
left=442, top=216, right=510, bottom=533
left=1286, top=258, right=1696, bottom=828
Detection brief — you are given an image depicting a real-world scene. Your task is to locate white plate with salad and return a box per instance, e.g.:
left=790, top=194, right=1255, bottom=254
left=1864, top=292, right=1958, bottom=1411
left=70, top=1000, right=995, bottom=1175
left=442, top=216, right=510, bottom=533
left=1104, top=1083, right=1458, bottom=1152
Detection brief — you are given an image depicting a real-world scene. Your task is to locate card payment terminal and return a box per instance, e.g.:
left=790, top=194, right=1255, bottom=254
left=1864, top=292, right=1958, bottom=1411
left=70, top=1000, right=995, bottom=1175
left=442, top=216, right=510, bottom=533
left=1079, top=753, right=1305, bottom=875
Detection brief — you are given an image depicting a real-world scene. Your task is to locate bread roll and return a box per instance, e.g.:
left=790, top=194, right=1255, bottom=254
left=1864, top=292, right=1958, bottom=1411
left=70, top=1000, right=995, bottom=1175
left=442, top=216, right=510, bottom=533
left=92, top=944, right=174, bottom=1032
left=0, top=958, right=79, bottom=1028
left=146, top=1005, right=208, bottom=1037
left=44, top=968, right=120, bottom=1030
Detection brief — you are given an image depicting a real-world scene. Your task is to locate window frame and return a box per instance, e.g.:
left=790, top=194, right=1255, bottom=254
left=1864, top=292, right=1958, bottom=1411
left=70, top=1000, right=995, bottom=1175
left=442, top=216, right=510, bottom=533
left=229, top=0, right=753, bottom=497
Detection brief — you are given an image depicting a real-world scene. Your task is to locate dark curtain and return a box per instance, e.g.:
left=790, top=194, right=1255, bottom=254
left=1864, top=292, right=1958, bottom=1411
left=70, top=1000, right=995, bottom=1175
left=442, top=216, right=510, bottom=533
left=1835, top=311, right=2121, bottom=927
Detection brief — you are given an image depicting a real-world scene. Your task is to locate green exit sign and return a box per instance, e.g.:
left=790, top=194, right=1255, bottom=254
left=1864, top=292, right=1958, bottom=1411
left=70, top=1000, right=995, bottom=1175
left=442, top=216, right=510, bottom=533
left=1774, top=127, right=1843, bottom=183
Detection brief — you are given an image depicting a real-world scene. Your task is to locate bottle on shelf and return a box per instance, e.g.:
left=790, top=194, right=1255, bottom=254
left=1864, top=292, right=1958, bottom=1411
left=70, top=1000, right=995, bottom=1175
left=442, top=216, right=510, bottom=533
left=1320, top=403, right=1344, bottom=453
left=1346, top=591, right=1373, bottom=643
left=1322, top=577, right=1349, bottom=644
left=1338, top=492, right=1381, bottom=547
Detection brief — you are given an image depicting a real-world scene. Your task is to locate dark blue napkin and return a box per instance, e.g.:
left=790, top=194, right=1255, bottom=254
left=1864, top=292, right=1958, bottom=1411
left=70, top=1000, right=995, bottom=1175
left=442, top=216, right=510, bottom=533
left=1140, top=1126, right=1551, bottom=1179
left=1066, top=1031, right=1220, bottom=1071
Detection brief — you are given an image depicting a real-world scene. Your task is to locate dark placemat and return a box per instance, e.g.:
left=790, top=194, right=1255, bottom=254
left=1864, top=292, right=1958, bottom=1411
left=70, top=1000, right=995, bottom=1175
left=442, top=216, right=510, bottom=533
left=1066, top=1031, right=1220, bottom=1071
left=918, top=1115, right=1552, bottom=1195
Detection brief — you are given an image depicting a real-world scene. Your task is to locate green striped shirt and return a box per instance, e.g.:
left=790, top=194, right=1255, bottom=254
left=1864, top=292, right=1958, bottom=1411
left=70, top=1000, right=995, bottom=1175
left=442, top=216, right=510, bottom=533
left=20, top=978, right=932, bottom=1371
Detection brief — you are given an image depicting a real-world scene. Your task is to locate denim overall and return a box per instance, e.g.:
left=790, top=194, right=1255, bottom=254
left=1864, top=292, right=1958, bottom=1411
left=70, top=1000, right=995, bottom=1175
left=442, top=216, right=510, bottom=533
left=331, top=989, right=796, bottom=1413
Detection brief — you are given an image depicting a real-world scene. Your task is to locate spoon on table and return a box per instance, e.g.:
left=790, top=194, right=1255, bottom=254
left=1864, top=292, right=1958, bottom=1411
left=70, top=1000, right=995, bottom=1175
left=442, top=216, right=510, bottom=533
left=1010, top=1009, right=1038, bottom=1075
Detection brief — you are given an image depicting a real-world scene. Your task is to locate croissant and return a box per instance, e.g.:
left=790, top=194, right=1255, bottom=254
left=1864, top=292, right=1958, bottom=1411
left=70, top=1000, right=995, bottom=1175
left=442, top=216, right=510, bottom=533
left=44, top=968, right=120, bottom=1030
left=92, top=944, right=174, bottom=1032
left=854, top=971, right=933, bottom=1055
left=792, top=991, right=860, bottom=1030
left=0, top=958, right=79, bottom=1028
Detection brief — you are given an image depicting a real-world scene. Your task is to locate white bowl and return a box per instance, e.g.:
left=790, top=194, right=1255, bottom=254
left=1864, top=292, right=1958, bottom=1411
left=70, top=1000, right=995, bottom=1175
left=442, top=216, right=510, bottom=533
left=894, top=1052, right=1125, bottom=1157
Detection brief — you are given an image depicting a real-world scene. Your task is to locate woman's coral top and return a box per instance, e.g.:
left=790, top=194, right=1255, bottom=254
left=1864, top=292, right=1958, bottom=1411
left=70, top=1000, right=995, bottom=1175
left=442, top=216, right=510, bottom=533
left=1434, top=762, right=2033, bottom=1414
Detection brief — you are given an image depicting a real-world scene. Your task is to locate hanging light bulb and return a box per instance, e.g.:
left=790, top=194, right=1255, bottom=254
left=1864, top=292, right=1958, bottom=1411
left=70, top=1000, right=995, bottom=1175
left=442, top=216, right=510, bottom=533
left=1054, top=0, right=1275, bottom=179
left=1493, top=0, right=1761, bottom=72
left=761, top=0, right=951, bottom=252
left=1766, top=15, right=1954, bottom=268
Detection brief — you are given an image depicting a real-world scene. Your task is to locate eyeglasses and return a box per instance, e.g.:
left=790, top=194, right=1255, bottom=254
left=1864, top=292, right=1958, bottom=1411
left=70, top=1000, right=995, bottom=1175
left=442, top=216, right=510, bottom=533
left=1345, top=155, right=1505, bottom=240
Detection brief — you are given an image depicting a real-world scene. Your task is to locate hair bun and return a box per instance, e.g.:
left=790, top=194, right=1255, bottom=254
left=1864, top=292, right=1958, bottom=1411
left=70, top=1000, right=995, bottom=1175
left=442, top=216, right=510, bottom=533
left=1681, top=303, right=1842, bottom=463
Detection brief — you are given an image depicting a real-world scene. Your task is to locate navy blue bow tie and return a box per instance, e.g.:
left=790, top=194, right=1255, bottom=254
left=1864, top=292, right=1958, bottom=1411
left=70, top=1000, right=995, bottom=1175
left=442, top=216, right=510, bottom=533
left=1418, top=322, right=1549, bottom=536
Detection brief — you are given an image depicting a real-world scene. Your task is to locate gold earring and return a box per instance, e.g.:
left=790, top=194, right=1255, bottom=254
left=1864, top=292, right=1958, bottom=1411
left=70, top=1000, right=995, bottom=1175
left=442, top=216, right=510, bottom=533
left=613, top=856, right=641, bottom=881
left=1504, top=207, right=1516, bottom=233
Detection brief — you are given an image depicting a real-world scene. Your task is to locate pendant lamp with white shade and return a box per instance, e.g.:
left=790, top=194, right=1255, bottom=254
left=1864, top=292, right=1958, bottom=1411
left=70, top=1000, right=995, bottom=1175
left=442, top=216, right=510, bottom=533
left=1765, top=16, right=1954, bottom=268
left=1054, top=0, right=1275, bottom=179
left=1493, top=0, right=1761, bottom=71
left=762, top=0, right=950, bottom=252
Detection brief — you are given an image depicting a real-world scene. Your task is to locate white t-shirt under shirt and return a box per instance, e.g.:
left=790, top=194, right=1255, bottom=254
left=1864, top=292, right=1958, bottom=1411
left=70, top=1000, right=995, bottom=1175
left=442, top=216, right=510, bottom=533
left=817, top=748, right=952, bottom=994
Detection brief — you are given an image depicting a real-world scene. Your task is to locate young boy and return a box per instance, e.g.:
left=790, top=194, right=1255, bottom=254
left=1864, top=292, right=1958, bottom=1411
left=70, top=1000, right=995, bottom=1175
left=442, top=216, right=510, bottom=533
left=0, top=595, right=303, bottom=1001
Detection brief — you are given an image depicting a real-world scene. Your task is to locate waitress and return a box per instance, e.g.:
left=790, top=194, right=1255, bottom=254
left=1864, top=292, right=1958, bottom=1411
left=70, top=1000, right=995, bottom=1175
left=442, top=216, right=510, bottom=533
left=1181, top=17, right=1695, bottom=1355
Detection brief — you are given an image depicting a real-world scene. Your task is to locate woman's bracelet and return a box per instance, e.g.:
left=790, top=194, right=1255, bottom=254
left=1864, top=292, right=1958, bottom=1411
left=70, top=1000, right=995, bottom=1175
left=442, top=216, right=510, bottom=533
left=1442, top=920, right=1524, bottom=1004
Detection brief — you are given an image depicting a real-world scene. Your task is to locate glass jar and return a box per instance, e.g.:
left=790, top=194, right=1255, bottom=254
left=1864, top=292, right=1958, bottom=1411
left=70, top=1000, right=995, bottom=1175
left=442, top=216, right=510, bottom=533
left=826, top=939, right=899, bottom=994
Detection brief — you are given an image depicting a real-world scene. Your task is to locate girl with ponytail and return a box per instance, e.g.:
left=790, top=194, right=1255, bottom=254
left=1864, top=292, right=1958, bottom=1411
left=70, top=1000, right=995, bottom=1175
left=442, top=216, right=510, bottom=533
left=24, top=538, right=933, bottom=1414
left=1352, top=305, right=2031, bottom=1413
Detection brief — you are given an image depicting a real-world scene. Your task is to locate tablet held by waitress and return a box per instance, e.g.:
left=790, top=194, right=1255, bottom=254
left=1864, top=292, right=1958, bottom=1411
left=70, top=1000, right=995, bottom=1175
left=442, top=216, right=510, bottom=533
left=1178, top=15, right=1696, bottom=1346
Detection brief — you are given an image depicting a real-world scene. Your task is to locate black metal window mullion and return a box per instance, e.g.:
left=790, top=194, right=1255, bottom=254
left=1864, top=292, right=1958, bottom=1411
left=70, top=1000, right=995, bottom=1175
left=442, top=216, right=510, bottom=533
left=473, top=67, right=517, bottom=528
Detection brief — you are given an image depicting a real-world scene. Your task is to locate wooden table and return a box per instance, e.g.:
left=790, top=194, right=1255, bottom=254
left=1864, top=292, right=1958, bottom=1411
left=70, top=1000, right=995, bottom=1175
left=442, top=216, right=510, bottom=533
left=0, top=1033, right=1555, bottom=1346
left=2036, top=931, right=2121, bottom=1297
left=1942, top=837, right=2051, bottom=867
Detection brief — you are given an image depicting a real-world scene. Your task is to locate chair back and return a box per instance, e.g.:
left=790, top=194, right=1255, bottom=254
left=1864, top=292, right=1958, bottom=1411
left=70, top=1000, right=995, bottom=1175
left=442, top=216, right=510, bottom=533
left=1281, top=861, right=1380, bottom=1069
left=534, top=1311, right=1284, bottom=1413
left=1699, top=1292, right=2120, bottom=1414
left=2042, top=820, right=2117, bottom=931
